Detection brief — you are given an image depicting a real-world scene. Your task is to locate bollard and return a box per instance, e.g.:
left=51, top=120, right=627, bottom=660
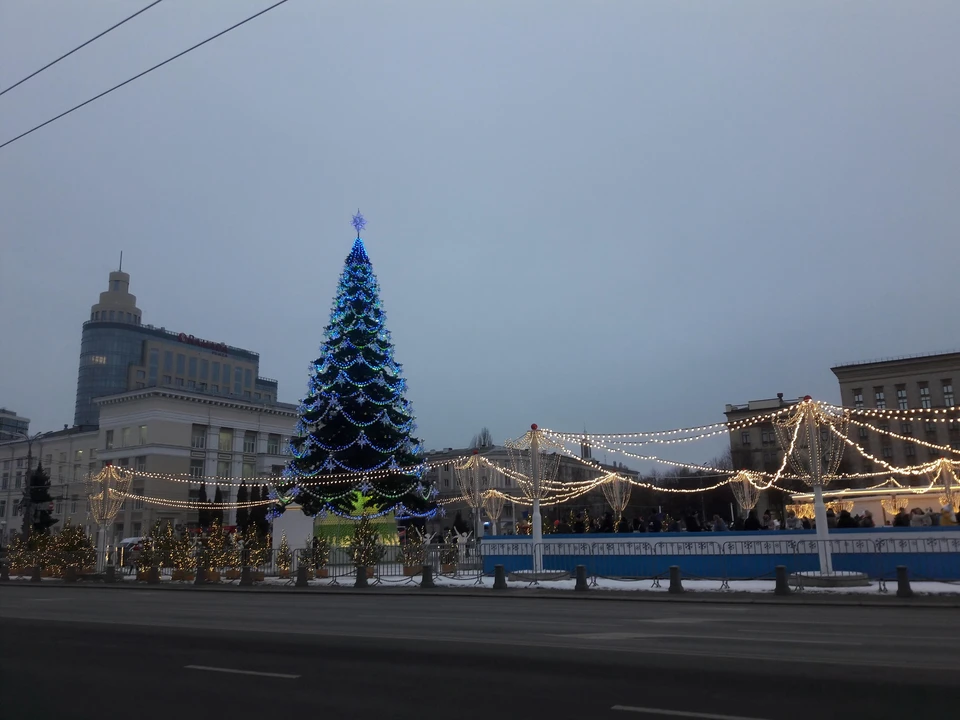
left=355, top=565, right=369, bottom=588
left=65, top=566, right=78, bottom=583
left=296, top=565, right=309, bottom=587
left=147, top=566, right=160, bottom=584
left=0, top=563, right=9, bottom=582
left=575, top=564, right=589, bottom=591
left=420, top=564, right=436, bottom=589
left=105, top=565, right=116, bottom=584
left=896, top=565, right=913, bottom=598
left=239, top=566, right=253, bottom=586
left=194, top=565, right=206, bottom=585
left=31, top=566, right=42, bottom=583
left=774, top=565, right=791, bottom=596
left=668, top=565, right=683, bottom=594
left=492, top=564, right=507, bottom=590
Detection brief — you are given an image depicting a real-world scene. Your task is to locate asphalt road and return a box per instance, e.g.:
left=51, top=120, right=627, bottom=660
left=1, top=586, right=956, bottom=720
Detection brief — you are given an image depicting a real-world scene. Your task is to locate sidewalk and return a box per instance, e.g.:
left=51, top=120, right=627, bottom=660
left=3, top=574, right=959, bottom=607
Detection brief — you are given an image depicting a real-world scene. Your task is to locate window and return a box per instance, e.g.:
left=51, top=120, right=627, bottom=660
left=118, top=458, right=129, bottom=467
left=105, top=430, right=114, bottom=449
left=243, top=391, right=251, bottom=399
left=919, top=383, right=931, bottom=409
left=135, top=457, right=146, bottom=472
left=881, top=445, right=893, bottom=459
left=44, top=454, right=52, bottom=466
left=443, top=478, right=450, bottom=488
left=740, top=431, right=751, bottom=445
left=217, top=459, right=232, bottom=477
left=905, top=444, right=916, bottom=458
left=175, top=378, right=184, bottom=387
left=200, top=359, right=209, bottom=380
left=0, top=472, right=6, bottom=489
left=56, top=499, right=63, bottom=515
left=244, top=368, right=252, bottom=388
left=75, top=449, right=83, bottom=462
left=267, top=434, right=280, bottom=455
left=243, top=431, right=257, bottom=454
left=900, top=422, right=913, bottom=435
left=760, top=429, right=775, bottom=444
left=191, top=425, right=207, bottom=448
left=874, top=388, right=886, bottom=409
left=852, top=389, right=863, bottom=409
left=109, top=310, right=115, bottom=321
left=925, top=421, right=936, bottom=434
left=212, top=362, right=220, bottom=383
left=254, top=392, right=261, bottom=400
left=929, top=448, right=941, bottom=459
left=0, top=500, right=6, bottom=517
left=71, top=497, right=78, bottom=514
left=950, top=420, right=960, bottom=432
left=132, top=522, right=142, bottom=537
left=189, top=459, right=204, bottom=478
left=211, top=385, right=219, bottom=393
left=896, top=386, right=908, bottom=410
left=133, top=490, right=144, bottom=510
left=199, top=382, right=208, bottom=392
left=187, top=380, right=196, bottom=390
left=138, top=425, right=147, bottom=445
left=59, top=451, right=67, bottom=463
left=234, top=366, right=243, bottom=396
left=121, top=427, right=132, bottom=447
left=858, top=426, right=868, bottom=440
left=162, top=375, right=172, bottom=385
left=176, top=354, right=186, bottom=375
left=223, top=365, right=231, bottom=388
left=242, top=462, right=256, bottom=478
left=188, top=357, right=198, bottom=378
left=163, top=350, right=173, bottom=371
left=73, top=464, right=80, bottom=481
left=504, top=475, right=511, bottom=488
left=944, top=382, right=955, bottom=407
left=218, top=428, right=234, bottom=452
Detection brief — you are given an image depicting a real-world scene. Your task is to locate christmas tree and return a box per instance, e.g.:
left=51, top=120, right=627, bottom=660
left=24, top=462, right=57, bottom=536
left=281, top=212, right=435, bottom=519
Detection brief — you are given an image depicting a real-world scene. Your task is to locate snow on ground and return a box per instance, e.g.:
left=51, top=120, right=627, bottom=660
left=8, top=574, right=958, bottom=595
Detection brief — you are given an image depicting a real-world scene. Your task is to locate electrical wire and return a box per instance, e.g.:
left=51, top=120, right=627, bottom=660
left=0, top=0, right=292, bottom=151
left=0, top=0, right=165, bottom=98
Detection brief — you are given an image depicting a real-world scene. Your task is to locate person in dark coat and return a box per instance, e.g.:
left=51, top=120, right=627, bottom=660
left=836, top=509, right=859, bottom=528
left=744, top=509, right=762, bottom=531
left=892, top=508, right=911, bottom=527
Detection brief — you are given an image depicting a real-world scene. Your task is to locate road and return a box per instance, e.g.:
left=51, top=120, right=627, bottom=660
left=1, top=586, right=956, bottom=720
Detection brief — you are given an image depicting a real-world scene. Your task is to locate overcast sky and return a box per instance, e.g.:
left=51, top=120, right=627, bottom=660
left=1, top=1, right=958, bottom=468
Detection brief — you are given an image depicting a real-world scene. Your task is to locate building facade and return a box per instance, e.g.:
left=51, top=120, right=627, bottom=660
left=1, top=389, right=297, bottom=545
left=724, top=394, right=802, bottom=474
left=0, top=408, right=30, bottom=440
left=831, top=351, right=960, bottom=473
left=75, top=269, right=279, bottom=427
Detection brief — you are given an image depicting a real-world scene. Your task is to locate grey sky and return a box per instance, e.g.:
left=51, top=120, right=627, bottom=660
left=1, top=1, right=958, bottom=468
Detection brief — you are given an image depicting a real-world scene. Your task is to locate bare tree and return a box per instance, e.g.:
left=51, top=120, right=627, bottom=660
left=470, top=427, right=494, bottom=448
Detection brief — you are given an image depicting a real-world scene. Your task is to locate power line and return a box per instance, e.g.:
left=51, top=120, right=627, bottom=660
left=0, top=0, right=291, bottom=151
left=0, top=0, right=165, bottom=98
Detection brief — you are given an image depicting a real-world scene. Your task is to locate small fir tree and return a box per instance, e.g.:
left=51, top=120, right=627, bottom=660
left=348, top=515, right=385, bottom=568
left=24, top=463, right=57, bottom=536
left=398, top=526, right=428, bottom=568
left=305, top=533, right=329, bottom=571
left=276, top=531, right=293, bottom=572
left=280, top=218, right=434, bottom=518
left=52, top=520, right=95, bottom=572
left=206, top=520, right=228, bottom=571
left=171, top=531, right=195, bottom=573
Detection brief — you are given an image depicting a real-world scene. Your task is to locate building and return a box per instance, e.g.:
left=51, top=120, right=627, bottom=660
left=724, top=394, right=802, bottom=474
left=0, top=408, right=30, bottom=440
left=0, top=388, right=297, bottom=545
left=75, top=268, right=279, bottom=427
left=831, top=351, right=960, bottom=473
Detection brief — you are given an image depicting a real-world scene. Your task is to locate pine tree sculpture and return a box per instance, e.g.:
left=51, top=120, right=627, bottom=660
left=280, top=213, right=436, bottom=519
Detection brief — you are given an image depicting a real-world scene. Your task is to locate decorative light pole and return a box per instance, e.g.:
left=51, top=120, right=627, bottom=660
left=730, top=470, right=761, bottom=518
left=930, top=458, right=959, bottom=508
left=482, top=489, right=506, bottom=536
left=600, top=473, right=631, bottom=527
left=454, top=450, right=485, bottom=542
left=85, top=465, right=132, bottom=571
left=506, top=424, right=562, bottom=575
left=774, top=397, right=848, bottom=574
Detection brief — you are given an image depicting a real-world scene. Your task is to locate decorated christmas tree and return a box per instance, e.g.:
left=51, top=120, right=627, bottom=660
left=280, top=212, right=436, bottom=519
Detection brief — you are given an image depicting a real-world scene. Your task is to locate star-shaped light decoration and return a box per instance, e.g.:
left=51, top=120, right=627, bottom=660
left=318, top=507, right=328, bottom=520
left=352, top=210, right=366, bottom=237
left=430, top=486, right=439, bottom=499
left=438, top=506, right=447, bottom=518
left=359, top=479, right=372, bottom=494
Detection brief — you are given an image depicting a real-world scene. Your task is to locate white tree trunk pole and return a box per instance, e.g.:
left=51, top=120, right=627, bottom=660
left=96, top=526, right=106, bottom=573
left=473, top=457, right=482, bottom=541
left=530, top=428, right=543, bottom=574
left=813, top=484, right=833, bottom=574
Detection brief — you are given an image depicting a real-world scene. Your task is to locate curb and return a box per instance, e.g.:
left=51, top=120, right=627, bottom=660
left=2, top=579, right=958, bottom=608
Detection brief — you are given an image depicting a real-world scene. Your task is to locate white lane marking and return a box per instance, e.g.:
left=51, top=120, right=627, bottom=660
left=611, top=706, right=770, bottom=720
left=184, top=665, right=300, bottom=679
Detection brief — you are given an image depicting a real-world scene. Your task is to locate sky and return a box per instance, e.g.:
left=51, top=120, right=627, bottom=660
left=1, top=1, right=958, bottom=469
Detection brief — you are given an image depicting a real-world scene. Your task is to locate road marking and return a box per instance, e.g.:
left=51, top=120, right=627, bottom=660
left=556, top=632, right=856, bottom=645
left=611, top=706, right=770, bottom=720
left=184, top=665, right=300, bottom=679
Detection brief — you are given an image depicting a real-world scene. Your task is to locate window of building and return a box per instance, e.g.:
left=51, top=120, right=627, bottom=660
left=852, top=389, right=863, bottom=409
left=896, top=386, right=908, bottom=410
left=243, top=431, right=257, bottom=454
left=950, top=420, right=960, bottom=432
left=244, top=368, right=252, bottom=388
left=55, top=499, right=63, bottom=515
left=925, top=421, right=936, bottom=434
left=858, top=426, right=868, bottom=440
left=189, top=459, right=204, bottom=478
left=74, top=449, right=82, bottom=462
left=58, top=452, right=66, bottom=463
left=242, top=462, right=255, bottom=478
left=211, top=384, right=219, bottom=393
left=234, top=366, right=243, bottom=396
left=187, top=380, right=196, bottom=390
left=918, top=383, right=931, bottom=409
left=218, top=428, right=234, bottom=452
left=135, top=457, right=146, bottom=472
left=223, top=365, right=231, bottom=388
left=881, top=445, right=893, bottom=459
left=760, top=429, right=775, bottom=444
left=217, top=459, right=232, bottom=478
left=163, top=351, right=173, bottom=372
left=212, top=362, right=220, bottom=383
left=133, top=490, right=144, bottom=510
left=740, top=431, right=751, bottom=445
left=135, top=382, right=145, bottom=389
left=200, top=359, right=209, bottom=380
left=905, top=444, right=916, bottom=458
left=162, top=375, right=172, bottom=385
left=944, top=381, right=955, bottom=407
left=73, top=463, right=80, bottom=481
left=136, top=370, right=145, bottom=380
left=136, top=425, right=146, bottom=445
left=929, top=448, right=941, bottom=459
left=105, top=430, right=114, bottom=449
left=443, top=478, right=450, bottom=488
left=267, top=434, right=280, bottom=455
left=874, top=388, right=886, bottom=409
left=188, top=357, right=198, bottom=378
left=118, top=458, right=129, bottom=467
left=900, top=422, right=912, bottom=435
left=121, top=427, right=132, bottom=447
left=191, top=424, right=207, bottom=449
left=109, top=310, right=115, bottom=321
left=149, top=348, right=159, bottom=384
left=15, top=471, right=22, bottom=488
left=198, top=382, right=207, bottom=392
left=175, top=377, right=185, bottom=387
left=254, top=392, right=261, bottom=400
left=0, top=500, right=6, bottom=517
left=132, top=521, right=142, bottom=537
left=176, top=354, right=186, bottom=375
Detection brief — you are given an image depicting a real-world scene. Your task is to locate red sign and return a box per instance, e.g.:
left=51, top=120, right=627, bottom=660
left=178, top=333, right=229, bottom=355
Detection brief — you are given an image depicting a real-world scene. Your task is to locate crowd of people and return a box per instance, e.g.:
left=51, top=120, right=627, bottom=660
left=891, top=505, right=958, bottom=528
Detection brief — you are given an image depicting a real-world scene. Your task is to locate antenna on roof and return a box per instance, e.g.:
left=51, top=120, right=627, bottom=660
left=119, top=251, right=123, bottom=272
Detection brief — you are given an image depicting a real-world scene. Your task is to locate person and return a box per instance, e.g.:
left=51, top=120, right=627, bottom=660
left=825, top=509, right=838, bottom=528
left=744, top=509, right=762, bottom=531
left=837, top=509, right=859, bottom=529
left=784, top=510, right=804, bottom=530
left=860, top=510, right=875, bottom=528
left=910, top=508, right=930, bottom=527
left=893, top=508, right=911, bottom=527
left=556, top=518, right=572, bottom=534
left=667, top=515, right=681, bottom=532
left=941, top=505, right=958, bottom=526
left=684, top=511, right=702, bottom=532
left=801, top=517, right=812, bottom=530
left=712, top=514, right=728, bottom=532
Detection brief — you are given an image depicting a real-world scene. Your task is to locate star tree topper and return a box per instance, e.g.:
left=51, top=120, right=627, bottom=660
left=352, top=210, right=366, bottom=238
